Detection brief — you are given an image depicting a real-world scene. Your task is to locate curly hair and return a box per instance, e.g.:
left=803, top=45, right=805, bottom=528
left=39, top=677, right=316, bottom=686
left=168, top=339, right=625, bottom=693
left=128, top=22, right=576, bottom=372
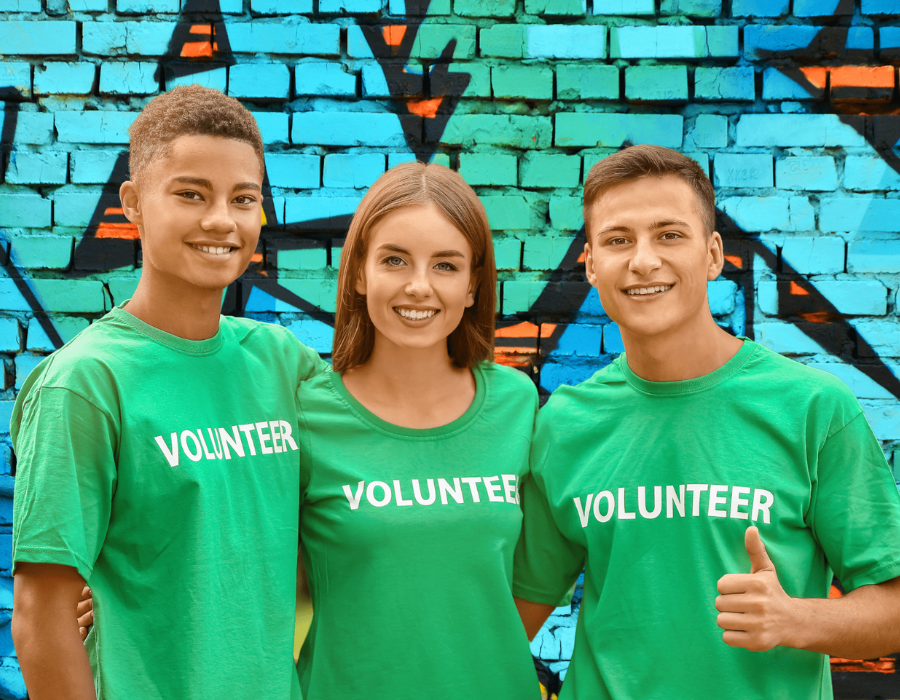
left=128, top=84, right=265, bottom=185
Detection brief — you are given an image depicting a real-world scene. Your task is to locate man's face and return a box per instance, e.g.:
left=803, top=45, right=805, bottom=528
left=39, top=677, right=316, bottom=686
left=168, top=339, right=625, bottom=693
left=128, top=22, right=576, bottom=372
left=124, top=134, right=263, bottom=294
left=584, top=175, right=725, bottom=342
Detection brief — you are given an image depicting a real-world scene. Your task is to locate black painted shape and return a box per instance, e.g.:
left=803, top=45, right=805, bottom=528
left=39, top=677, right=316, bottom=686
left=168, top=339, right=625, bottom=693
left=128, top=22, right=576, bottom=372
left=0, top=104, right=18, bottom=182
left=245, top=277, right=336, bottom=326
left=155, top=0, right=235, bottom=86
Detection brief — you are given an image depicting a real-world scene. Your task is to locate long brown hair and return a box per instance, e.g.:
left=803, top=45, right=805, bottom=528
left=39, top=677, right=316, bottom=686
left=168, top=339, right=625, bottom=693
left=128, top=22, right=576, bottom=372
left=332, top=162, right=496, bottom=373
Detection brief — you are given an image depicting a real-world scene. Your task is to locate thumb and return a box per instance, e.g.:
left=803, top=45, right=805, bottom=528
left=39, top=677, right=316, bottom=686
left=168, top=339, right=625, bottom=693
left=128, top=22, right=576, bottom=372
left=745, top=526, right=774, bottom=574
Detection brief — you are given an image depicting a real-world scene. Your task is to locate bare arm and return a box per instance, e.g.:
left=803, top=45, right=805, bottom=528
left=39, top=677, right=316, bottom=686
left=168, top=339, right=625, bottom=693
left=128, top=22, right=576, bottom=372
left=13, top=563, right=96, bottom=700
left=716, top=527, right=900, bottom=658
left=514, top=597, right=556, bottom=641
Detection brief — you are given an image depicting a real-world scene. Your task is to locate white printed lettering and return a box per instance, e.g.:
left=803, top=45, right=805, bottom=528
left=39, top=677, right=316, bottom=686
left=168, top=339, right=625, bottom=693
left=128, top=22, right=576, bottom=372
left=343, top=481, right=365, bottom=510
left=207, top=428, right=223, bottom=459
left=366, top=481, right=392, bottom=507
left=593, top=490, right=614, bottom=523
left=181, top=430, right=202, bottom=462
left=461, top=477, right=482, bottom=503
left=730, top=486, right=751, bottom=520
left=687, top=484, right=709, bottom=516
left=666, top=484, right=685, bottom=518
left=238, top=424, right=257, bottom=455
left=617, top=487, right=636, bottom=520
left=638, top=486, right=662, bottom=519
left=502, top=474, right=518, bottom=504
left=708, top=485, right=728, bottom=518
left=197, top=430, right=216, bottom=460
left=752, top=489, right=774, bottom=524
left=574, top=494, right=594, bottom=528
left=484, top=476, right=504, bottom=503
left=412, top=479, right=436, bottom=505
left=393, top=480, right=413, bottom=506
left=270, top=421, right=283, bottom=453
left=439, top=478, right=464, bottom=505
left=255, top=422, right=273, bottom=455
left=279, top=420, right=299, bottom=451
left=155, top=433, right=179, bottom=467
left=219, top=426, right=244, bottom=460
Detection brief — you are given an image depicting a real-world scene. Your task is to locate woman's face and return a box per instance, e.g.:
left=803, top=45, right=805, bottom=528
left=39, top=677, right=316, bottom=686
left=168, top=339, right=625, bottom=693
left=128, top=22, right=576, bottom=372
left=355, top=202, right=475, bottom=355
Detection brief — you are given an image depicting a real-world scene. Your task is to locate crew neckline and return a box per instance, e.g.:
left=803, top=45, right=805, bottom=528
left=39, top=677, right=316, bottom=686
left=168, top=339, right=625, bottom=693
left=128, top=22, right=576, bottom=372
left=618, top=338, right=757, bottom=396
left=330, top=364, right=486, bottom=438
left=113, top=302, right=225, bottom=356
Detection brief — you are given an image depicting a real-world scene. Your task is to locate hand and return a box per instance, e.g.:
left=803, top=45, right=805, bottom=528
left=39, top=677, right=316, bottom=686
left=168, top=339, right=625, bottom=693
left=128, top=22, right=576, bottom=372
left=76, top=585, right=94, bottom=641
left=715, top=526, right=795, bottom=651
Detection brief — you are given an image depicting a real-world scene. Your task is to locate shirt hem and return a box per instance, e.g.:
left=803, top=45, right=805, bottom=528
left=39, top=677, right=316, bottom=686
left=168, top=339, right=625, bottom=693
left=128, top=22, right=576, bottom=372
left=841, top=559, right=900, bottom=593
left=13, top=547, right=94, bottom=581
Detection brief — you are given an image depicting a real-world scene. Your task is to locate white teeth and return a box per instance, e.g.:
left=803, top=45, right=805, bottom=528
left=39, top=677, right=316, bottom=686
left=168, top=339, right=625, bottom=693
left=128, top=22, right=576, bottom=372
left=625, top=285, right=672, bottom=296
left=396, top=308, right=437, bottom=321
left=192, top=244, right=234, bottom=256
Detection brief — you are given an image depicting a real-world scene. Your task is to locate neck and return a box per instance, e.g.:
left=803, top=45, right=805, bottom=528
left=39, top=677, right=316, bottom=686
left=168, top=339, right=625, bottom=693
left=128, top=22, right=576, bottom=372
left=124, top=270, right=223, bottom=341
left=353, top=335, right=463, bottom=401
left=621, top=309, right=743, bottom=382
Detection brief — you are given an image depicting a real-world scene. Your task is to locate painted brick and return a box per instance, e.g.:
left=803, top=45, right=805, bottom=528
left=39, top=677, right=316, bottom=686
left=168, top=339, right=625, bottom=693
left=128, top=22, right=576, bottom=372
left=82, top=22, right=126, bottom=56
left=625, top=65, right=688, bottom=102
left=455, top=0, right=515, bottom=16
left=0, top=62, right=29, bottom=99
left=847, top=27, right=875, bottom=51
left=34, top=62, right=94, bottom=95
left=549, top=195, right=583, bottom=230
left=479, top=25, right=526, bottom=58
left=494, top=236, right=521, bottom=270
left=164, top=64, right=227, bottom=91
left=0, top=194, right=50, bottom=228
left=523, top=236, right=573, bottom=271
left=284, top=317, right=334, bottom=354
left=706, top=26, right=740, bottom=58
left=602, top=323, right=624, bottom=353
left=69, top=0, right=109, bottom=9
left=685, top=114, right=727, bottom=149
left=780, top=236, right=845, bottom=274
left=225, top=23, right=340, bottom=56
left=762, top=67, right=824, bottom=100
left=26, top=316, right=88, bottom=351
left=492, top=64, right=553, bottom=100
left=519, top=153, right=580, bottom=188
left=266, top=154, right=319, bottom=189
left=502, top=280, right=545, bottom=314
left=775, top=157, right=838, bottom=191
left=251, top=0, right=314, bottom=12
left=0, top=278, right=107, bottom=312
left=525, top=0, right=586, bottom=15
left=253, top=112, right=290, bottom=145
left=435, top=115, right=552, bottom=149
left=15, top=353, right=42, bottom=390
left=0, top=319, right=19, bottom=353
left=458, top=153, right=517, bottom=186
left=743, top=25, right=821, bottom=61
left=555, top=113, right=683, bottom=148
left=323, top=154, right=385, bottom=189
left=362, top=63, right=423, bottom=98
left=431, top=62, right=489, bottom=98
left=53, top=190, right=116, bottom=227
left=718, top=196, right=813, bottom=232
left=794, top=0, right=852, bottom=16
left=708, top=280, right=737, bottom=315
left=292, top=112, right=413, bottom=147
left=820, top=197, right=900, bottom=233
left=269, top=278, right=337, bottom=312
left=735, top=115, right=865, bottom=147
left=594, top=0, right=653, bottom=14
left=539, top=360, right=604, bottom=393
left=863, top=0, right=900, bottom=13
left=11, top=235, right=73, bottom=270
left=527, top=25, right=606, bottom=59
left=0, top=21, right=76, bottom=55
left=273, top=241, right=328, bottom=270
left=844, top=156, right=900, bottom=191
left=549, top=324, right=602, bottom=356
left=295, top=62, right=356, bottom=97
left=1, top=112, right=52, bottom=145
left=410, top=25, right=475, bottom=59
left=557, top=64, right=618, bottom=100
left=881, top=28, right=900, bottom=60
left=610, top=26, right=709, bottom=59
left=117, top=0, right=178, bottom=11
left=660, top=0, right=721, bottom=15
left=855, top=320, right=900, bottom=357
left=732, top=0, right=788, bottom=15
left=861, top=402, right=900, bottom=442
left=107, top=275, right=140, bottom=303
left=694, top=66, right=754, bottom=101
left=481, top=195, right=540, bottom=230
left=56, top=111, right=138, bottom=144
left=758, top=280, right=887, bottom=316
left=124, top=21, right=177, bottom=55
left=0, top=0, right=40, bottom=10
left=284, top=196, right=362, bottom=229
left=388, top=0, right=450, bottom=13
left=319, top=0, right=382, bottom=11
left=755, top=320, right=824, bottom=355
left=99, top=62, right=158, bottom=96
left=806, top=362, right=897, bottom=401
left=229, top=63, right=289, bottom=100
left=713, top=154, right=773, bottom=188
left=5, top=150, right=67, bottom=185
left=848, top=239, right=900, bottom=273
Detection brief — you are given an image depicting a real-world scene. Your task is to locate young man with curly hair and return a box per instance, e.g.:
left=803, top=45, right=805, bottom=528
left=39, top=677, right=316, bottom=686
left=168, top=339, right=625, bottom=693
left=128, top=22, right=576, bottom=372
left=514, top=144, right=900, bottom=699
left=11, top=86, right=325, bottom=700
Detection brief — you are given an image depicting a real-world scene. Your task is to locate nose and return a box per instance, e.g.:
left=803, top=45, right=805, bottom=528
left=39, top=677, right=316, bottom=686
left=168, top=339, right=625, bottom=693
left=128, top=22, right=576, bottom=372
left=200, top=196, right=236, bottom=234
left=404, top=265, right=433, bottom=299
left=628, top=237, right=662, bottom=277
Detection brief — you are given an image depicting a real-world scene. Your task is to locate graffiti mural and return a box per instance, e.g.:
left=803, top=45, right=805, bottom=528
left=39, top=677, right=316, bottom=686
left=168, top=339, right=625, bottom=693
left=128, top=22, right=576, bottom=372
left=1, top=0, right=900, bottom=697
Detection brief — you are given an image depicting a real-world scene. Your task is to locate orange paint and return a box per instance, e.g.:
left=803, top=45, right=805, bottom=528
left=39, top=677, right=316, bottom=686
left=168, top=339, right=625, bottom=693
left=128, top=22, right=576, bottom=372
left=798, top=311, right=837, bottom=324
left=189, top=24, right=212, bottom=35
left=830, top=657, right=896, bottom=674
left=539, top=323, right=558, bottom=337
left=96, top=222, right=140, bottom=240
left=790, top=281, right=809, bottom=296
left=406, top=97, right=442, bottom=119
left=830, top=65, right=895, bottom=89
left=250, top=253, right=263, bottom=263
left=493, top=354, right=531, bottom=368
left=799, top=67, right=828, bottom=89
left=724, top=254, right=743, bottom=269
left=829, top=585, right=843, bottom=599
left=576, top=251, right=586, bottom=264
left=103, top=207, right=124, bottom=216
left=182, top=41, right=216, bottom=58
left=495, top=322, right=540, bottom=339
left=382, top=25, right=407, bottom=47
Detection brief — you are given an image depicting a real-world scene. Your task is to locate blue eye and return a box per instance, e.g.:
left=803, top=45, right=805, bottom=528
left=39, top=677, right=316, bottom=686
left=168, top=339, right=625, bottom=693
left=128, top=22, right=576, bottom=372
left=383, top=256, right=405, bottom=266
left=434, top=261, right=457, bottom=272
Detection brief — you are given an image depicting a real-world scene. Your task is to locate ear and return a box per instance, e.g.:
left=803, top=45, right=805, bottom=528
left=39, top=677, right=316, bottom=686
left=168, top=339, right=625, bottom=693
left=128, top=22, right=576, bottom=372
left=583, top=241, right=598, bottom=288
left=706, top=230, right=726, bottom=281
left=354, top=264, right=367, bottom=296
left=119, top=181, right=143, bottom=226
left=465, top=274, right=476, bottom=309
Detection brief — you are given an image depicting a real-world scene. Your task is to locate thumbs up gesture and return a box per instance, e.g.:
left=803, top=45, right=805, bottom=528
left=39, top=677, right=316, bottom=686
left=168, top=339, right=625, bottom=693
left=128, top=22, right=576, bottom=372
left=715, top=526, right=795, bottom=651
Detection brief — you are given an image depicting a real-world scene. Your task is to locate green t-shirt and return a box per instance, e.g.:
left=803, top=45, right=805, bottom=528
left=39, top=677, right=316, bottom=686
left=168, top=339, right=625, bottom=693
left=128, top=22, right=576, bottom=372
left=296, top=362, right=540, bottom=700
left=513, top=340, right=900, bottom=700
left=12, top=305, right=327, bottom=700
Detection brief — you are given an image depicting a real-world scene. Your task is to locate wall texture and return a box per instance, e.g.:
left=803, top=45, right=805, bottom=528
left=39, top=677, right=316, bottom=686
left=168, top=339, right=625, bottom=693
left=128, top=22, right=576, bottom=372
left=1, top=0, right=900, bottom=697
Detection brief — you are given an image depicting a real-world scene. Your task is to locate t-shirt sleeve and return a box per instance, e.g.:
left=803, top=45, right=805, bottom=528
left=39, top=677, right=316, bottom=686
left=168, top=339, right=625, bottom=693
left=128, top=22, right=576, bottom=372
left=12, top=387, right=118, bottom=582
left=513, top=430, right=586, bottom=605
left=297, top=342, right=329, bottom=383
left=810, top=410, right=900, bottom=592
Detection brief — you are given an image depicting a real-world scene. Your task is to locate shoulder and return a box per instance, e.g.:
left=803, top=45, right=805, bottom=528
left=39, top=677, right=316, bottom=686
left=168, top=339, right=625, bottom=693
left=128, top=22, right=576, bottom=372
left=223, top=316, right=323, bottom=369
left=479, top=361, right=538, bottom=402
left=540, top=359, right=625, bottom=420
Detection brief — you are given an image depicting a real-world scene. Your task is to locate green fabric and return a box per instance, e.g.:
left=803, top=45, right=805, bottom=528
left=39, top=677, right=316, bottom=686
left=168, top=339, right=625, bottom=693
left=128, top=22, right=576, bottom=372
left=12, top=305, right=327, bottom=700
left=296, top=362, right=540, bottom=700
left=514, top=340, right=900, bottom=700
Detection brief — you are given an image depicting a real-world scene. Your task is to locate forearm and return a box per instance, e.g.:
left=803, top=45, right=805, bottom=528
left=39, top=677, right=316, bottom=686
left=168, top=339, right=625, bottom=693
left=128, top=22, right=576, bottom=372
left=13, top=614, right=96, bottom=700
left=784, top=578, right=900, bottom=659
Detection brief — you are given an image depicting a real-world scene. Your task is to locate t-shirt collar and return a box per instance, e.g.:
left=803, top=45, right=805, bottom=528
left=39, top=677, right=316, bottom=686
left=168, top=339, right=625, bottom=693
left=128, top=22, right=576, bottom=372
left=112, top=301, right=225, bottom=355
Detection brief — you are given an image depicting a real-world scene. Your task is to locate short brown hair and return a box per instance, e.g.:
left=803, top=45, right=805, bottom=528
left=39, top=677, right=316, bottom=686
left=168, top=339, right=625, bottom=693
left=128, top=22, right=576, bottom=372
left=583, top=145, right=715, bottom=240
left=128, top=84, right=265, bottom=185
left=332, top=162, right=496, bottom=373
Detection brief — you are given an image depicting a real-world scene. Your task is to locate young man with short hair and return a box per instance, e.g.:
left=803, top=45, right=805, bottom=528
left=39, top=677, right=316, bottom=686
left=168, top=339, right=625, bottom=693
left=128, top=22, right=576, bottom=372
left=11, top=85, right=325, bottom=700
left=514, top=144, right=900, bottom=699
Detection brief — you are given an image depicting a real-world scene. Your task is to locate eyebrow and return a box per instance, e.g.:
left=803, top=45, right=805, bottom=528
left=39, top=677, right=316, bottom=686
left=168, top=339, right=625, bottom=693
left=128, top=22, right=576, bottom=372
left=596, top=219, right=693, bottom=236
left=171, top=176, right=261, bottom=193
left=376, top=244, right=466, bottom=258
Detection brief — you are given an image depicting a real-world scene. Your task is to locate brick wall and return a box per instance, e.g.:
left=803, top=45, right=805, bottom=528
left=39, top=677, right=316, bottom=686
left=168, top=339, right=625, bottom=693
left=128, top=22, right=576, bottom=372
left=1, top=0, right=900, bottom=696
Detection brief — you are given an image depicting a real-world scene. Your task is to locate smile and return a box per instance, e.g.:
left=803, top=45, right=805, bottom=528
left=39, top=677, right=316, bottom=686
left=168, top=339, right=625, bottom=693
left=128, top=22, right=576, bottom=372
left=189, top=243, right=237, bottom=256
left=394, top=307, right=439, bottom=321
left=624, top=285, right=673, bottom=296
